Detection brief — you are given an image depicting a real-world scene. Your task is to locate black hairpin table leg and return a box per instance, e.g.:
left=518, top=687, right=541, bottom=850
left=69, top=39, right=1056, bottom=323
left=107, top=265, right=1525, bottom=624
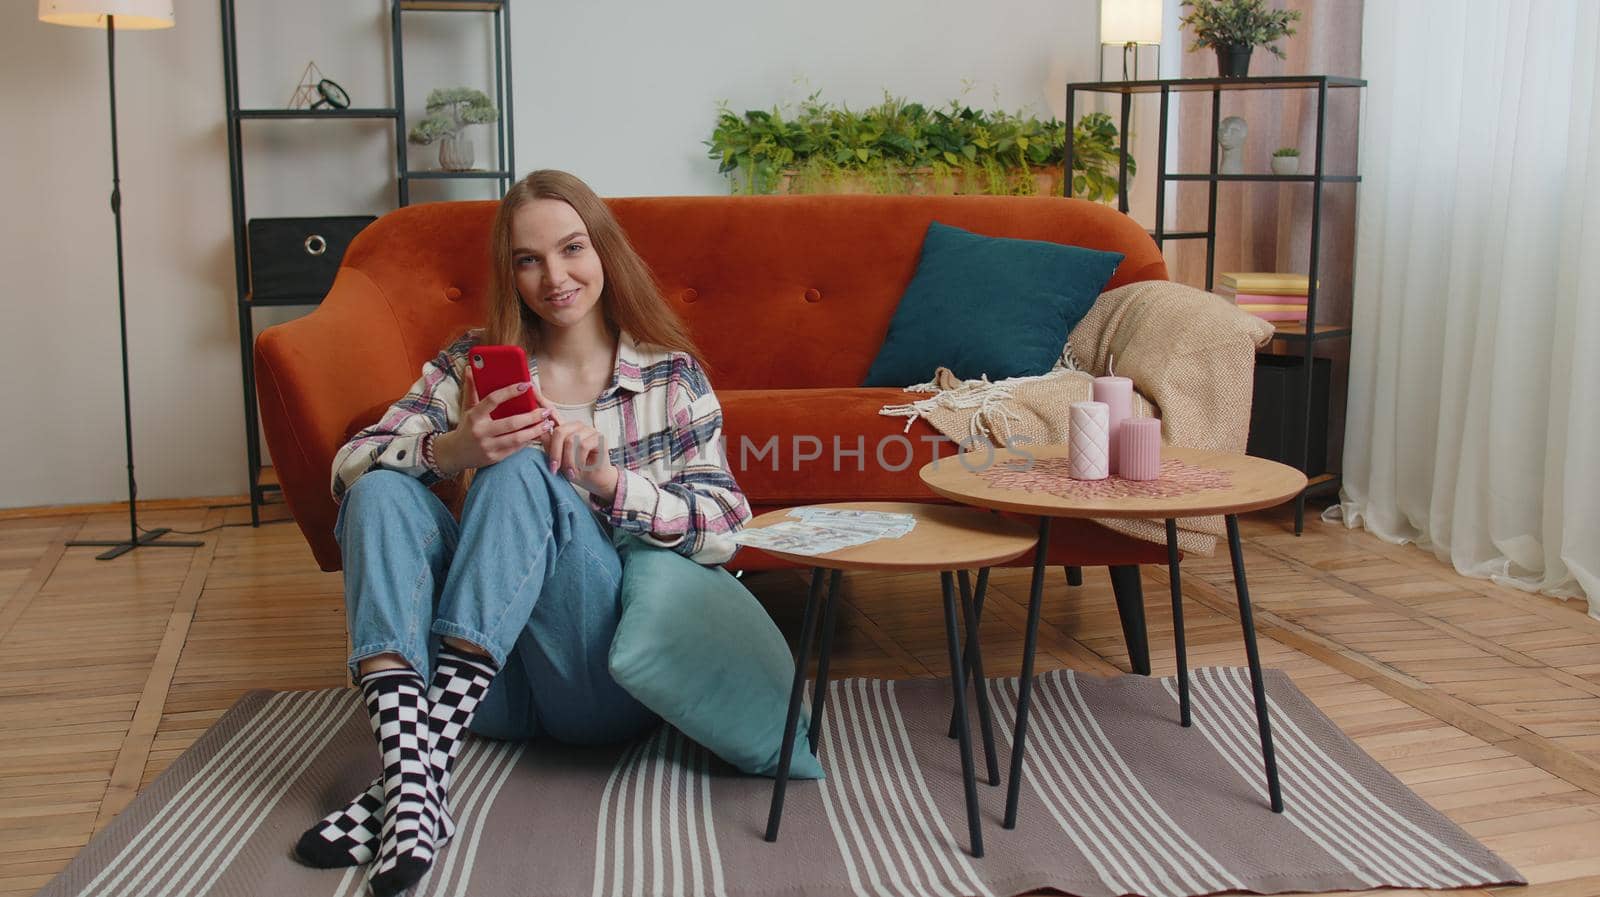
left=1227, top=515, right=1284, bottom=813
left=947, top=568, right=992, bottom=742
left=1004, top=515, right=1052, bottom=829
left=955, top=569, right=1000, bottom=785
left=808, top=569, right=844, bottom=757
left=941, top=571, right=984, bottom=857
left=766, top=567, right=828, bottom=841
left=1166, top=518, right=1191, bottom=727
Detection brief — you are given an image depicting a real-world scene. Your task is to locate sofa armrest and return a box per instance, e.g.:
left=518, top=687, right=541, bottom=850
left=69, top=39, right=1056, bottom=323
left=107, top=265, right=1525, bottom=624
left=254, top=266, right=417, bottom=572
left=1069, top=280, right=1275, bottom=453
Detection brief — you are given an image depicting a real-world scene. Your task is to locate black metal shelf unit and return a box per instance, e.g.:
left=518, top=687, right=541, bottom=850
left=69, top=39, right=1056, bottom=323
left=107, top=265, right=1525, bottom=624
left=235, top=108, right=399, bottom=119
left=1065, top=74, right=1367, bottom=533
left=220, top=0, right=514, bottom=524
left=392, top=0, right=515, bottom=205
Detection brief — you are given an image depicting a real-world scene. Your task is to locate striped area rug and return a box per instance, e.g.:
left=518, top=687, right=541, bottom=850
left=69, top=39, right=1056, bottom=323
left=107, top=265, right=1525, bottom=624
left=38, top=669, right=1522, bottom=897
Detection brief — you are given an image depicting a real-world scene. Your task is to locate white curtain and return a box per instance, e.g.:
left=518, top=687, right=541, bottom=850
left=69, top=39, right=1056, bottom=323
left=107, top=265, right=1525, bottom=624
left=1337, top=0, right=1599, bottom=619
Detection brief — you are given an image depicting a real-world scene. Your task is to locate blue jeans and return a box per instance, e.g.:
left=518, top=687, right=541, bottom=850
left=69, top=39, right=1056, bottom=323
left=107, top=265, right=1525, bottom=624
left=334, top=448, right=659, bottom=746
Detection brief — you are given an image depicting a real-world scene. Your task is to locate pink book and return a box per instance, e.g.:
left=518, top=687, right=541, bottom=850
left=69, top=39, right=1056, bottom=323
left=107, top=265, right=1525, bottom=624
left=1249, top=310, right=1308, bottom=321
left=1234, top=292, right=1308, bottom=305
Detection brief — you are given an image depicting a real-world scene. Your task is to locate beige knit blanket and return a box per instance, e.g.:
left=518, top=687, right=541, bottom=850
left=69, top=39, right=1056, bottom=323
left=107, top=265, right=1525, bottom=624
left=881, top=280, right=1276, bottom=556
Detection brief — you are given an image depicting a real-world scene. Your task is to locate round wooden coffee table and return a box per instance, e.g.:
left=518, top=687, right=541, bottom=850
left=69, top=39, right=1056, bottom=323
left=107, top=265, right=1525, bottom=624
left=921, top=444, right=1306, bottom=827
left=744, top=501, right=1036, bottom=858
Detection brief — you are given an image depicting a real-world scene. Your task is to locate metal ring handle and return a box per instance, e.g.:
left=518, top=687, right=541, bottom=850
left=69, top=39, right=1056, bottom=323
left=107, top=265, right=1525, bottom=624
left=304, top=234, right=328, bottom=256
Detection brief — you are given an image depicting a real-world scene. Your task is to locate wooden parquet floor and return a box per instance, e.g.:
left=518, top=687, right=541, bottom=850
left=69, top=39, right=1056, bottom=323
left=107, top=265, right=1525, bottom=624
left=1, top=499, right=1597, bottom=897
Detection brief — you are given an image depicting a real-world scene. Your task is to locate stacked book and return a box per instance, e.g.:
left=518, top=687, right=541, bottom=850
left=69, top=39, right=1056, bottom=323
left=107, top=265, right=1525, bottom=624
left=1216, top=272, right=1309, bottom=323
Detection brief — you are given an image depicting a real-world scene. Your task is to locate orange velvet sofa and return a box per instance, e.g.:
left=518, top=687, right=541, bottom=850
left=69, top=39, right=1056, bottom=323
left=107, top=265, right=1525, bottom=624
left=254, top=194, right=1171, bottom=672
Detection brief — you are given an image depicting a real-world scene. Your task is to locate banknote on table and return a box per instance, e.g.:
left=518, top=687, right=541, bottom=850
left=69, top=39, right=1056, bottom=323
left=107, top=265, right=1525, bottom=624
left=787, top=507, right=916, bottom=537
left=731, top=507, right=918, bottom=556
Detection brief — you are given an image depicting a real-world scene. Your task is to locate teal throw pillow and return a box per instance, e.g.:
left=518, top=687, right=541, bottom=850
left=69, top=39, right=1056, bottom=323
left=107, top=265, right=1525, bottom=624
left=863, top=221, right=1124, bottom=386
left=607, top=534, right=824, bottom=780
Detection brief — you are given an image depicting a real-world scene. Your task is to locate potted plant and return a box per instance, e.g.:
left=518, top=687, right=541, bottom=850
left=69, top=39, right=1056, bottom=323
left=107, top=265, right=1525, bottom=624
left=408, top=87, right=499, bottom=171
left=1271, top=146, right=1300, bottom=175
left=1179, top=0, right=1302, bottom=78
left=704, top=92, right=1132, bottom=201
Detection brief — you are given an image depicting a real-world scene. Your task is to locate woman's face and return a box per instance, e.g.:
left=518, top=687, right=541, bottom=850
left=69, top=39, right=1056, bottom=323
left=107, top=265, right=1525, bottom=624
left=511, top=198, right=605, bottom=333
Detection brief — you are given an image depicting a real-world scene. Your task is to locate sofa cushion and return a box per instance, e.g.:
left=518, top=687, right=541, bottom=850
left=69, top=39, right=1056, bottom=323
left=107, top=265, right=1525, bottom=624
left=862, top=222, right=1124, bottom=387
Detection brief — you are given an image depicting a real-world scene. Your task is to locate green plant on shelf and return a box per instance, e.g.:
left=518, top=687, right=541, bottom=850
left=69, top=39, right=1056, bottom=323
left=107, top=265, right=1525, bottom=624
left=407, top=87, right=499, bottom=145
left=1273, top=146, right=1300, bottom=157
left=1070, top=111, right=1132, bottom=203
left=704, top=91, right=1133, bottom=202
left=1179, top=0, right=1301, bottom=57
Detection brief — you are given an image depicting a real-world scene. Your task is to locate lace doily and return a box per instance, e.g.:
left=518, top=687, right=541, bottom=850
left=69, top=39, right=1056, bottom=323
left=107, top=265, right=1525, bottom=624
left=975, top=457, right=1233, bottom=500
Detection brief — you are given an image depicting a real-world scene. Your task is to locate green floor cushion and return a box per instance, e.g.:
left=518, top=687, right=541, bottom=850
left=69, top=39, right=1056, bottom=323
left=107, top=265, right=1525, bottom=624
left=608, top=534, right=825, bottom=779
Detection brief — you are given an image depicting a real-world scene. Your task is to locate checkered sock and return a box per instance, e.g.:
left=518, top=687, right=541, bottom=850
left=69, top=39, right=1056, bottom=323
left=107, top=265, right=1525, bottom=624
left=293, top=778, right=388, bottom=869
left=424, top=645, right=498, bottom=821
left=360, top=668, right=444, bottom=897
left=292, top=649, right=496, bottom=870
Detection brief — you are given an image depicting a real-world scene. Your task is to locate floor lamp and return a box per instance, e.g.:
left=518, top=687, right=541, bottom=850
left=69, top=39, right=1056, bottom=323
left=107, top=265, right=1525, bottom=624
left=39, top=1, right=201, bottom=560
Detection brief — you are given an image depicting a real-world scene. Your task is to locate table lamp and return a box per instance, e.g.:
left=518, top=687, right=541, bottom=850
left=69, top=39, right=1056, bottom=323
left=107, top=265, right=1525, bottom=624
left=1100, top=0, right=1163, bottom=80
left=39, top=1, right=200, bottom=560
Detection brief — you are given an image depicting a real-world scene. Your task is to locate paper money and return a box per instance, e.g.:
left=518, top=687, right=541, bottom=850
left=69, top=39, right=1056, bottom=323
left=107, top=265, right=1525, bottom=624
left=731, top=508, right=918, bottom=556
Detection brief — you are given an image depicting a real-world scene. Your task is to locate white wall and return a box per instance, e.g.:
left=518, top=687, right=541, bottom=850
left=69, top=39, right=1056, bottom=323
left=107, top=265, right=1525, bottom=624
left=518, top=0, right=1099, bottom=197
left=2, top=0, right=1098, bottom=508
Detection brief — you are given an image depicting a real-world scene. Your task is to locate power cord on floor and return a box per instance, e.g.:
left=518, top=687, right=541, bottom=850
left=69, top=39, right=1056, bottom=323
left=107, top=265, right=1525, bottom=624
left=124, top=474, right=291, bottom=536
left=138, top=518, right=287, bottom=536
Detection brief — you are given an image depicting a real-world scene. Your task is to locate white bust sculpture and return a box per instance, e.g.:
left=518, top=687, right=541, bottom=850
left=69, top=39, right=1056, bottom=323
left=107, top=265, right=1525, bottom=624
left=1218, top=115, right=1248, bottom=175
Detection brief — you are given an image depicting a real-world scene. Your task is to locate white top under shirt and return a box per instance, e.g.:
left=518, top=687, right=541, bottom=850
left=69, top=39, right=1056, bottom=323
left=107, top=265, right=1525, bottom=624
left=538, top=375, right=600, bottom=505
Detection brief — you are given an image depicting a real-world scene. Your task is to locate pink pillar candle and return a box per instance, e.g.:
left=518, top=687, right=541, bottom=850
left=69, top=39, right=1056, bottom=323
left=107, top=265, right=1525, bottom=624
left=1069, top=401, right=1110, bottom=480
left=1093, top=371, right=1134, bottom=474
left=1118, top=417, right=1163, bottom=481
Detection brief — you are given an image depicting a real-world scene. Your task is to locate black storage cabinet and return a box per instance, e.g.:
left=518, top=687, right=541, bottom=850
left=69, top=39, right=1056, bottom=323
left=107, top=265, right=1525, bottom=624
left=1248, top=355, right=1330, bottom=478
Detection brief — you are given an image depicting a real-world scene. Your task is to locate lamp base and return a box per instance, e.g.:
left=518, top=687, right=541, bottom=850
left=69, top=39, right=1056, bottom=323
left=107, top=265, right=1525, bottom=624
left=68, top=527, right=204, bottom=561
left=1098, top=42, right=1162, bottom=81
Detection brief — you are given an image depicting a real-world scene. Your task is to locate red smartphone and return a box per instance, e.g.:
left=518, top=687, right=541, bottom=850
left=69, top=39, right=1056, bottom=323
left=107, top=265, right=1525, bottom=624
left=469, top=344, right=540, bottom=421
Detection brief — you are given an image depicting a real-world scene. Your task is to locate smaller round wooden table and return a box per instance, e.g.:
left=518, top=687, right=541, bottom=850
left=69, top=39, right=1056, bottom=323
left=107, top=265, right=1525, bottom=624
left=745, top=501, right=1036, bottom=858
left=920, top=445, right=1307, bottom=828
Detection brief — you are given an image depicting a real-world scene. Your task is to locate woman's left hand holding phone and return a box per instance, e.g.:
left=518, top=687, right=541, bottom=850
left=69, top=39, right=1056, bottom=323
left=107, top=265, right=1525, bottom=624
left=430, top=367, right=557, bottom=476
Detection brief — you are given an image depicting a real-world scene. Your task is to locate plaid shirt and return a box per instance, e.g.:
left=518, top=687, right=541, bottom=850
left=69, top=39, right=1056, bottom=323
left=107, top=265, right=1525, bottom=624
left=331, top=330, right=751, bottom=566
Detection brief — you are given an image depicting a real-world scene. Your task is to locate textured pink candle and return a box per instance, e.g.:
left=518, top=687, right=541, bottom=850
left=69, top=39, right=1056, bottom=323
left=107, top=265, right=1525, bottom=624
left=1118, top=417, right=1162, bottom=481
left=1093, top=373, right=1134, bottom=474
left=1068, top=401, right=1110, bottom=480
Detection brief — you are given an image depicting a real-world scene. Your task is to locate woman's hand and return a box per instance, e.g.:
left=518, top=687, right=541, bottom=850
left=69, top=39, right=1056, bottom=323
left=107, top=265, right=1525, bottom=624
left=541, top=421, right=619, bottom=501
left=528, top=377, right=620, bottom=498
left=431, top=367, right=555, bottom=476
left=532, top=381, right=618, bottom=501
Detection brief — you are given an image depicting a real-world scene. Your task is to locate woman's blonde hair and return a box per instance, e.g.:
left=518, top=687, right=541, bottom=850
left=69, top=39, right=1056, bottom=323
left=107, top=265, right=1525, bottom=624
left=483, top=169, right=700, bottom=359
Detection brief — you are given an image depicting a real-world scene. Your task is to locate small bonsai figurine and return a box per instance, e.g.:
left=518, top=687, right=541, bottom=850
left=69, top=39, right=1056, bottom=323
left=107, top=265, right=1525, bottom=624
left=1179, top=0, right=1302, bottom=77
left=1271, top=146, right=1300, bottom=175
left=408, top=87, right=499, bottom=171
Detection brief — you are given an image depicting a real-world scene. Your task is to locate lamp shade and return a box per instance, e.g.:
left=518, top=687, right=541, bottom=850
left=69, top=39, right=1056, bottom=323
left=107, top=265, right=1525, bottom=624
left=39, top=0, right=173, bottom=29
left=1100, top=0, right=1162, bottom=44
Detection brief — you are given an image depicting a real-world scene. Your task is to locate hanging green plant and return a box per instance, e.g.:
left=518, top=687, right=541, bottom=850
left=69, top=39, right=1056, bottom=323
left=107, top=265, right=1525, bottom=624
left=704, top=91, right=1133, bottom=201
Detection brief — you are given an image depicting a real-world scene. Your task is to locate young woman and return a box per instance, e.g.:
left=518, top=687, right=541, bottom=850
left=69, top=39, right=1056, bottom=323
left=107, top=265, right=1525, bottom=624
left=293, top=170, right=751, bottom=897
